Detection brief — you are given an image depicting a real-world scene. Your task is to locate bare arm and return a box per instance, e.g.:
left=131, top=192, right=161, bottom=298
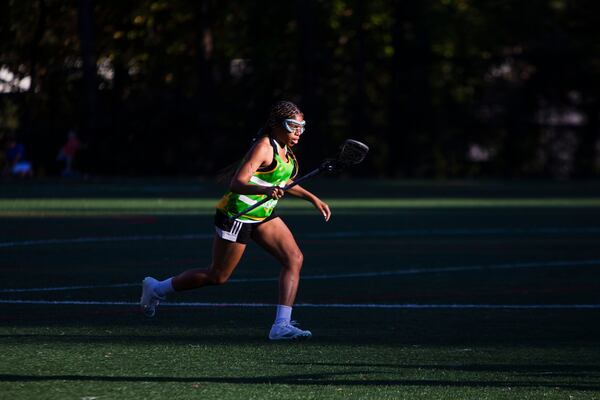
left=229, top=140, right=285, bottom=199
left=287, top=181, right=331, bottom=221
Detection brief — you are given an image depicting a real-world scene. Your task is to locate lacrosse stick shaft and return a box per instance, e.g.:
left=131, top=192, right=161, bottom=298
left=226, top=138, right=367, bottom=223
left=227, top=164, right=327, bottom=222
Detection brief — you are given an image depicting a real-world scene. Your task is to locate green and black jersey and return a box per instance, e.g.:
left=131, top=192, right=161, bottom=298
left=216, top=137, right=298, bottom=222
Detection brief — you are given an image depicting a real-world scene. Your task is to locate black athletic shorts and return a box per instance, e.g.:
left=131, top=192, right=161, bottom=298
left=214, top=211, right=279, bottom=244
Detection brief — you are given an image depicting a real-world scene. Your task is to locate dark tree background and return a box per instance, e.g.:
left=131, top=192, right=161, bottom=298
left=1, top=0, right=599, bottom=178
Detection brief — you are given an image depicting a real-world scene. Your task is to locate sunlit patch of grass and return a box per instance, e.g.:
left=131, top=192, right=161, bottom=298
left=1, top=198, right=599, bottom=217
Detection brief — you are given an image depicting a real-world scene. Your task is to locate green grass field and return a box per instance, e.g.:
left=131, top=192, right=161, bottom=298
left=1, top=179, right=599, bottom=399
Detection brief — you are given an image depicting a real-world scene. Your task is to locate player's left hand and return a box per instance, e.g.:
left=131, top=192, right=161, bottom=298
left=313, top=199, right=331, bottom=222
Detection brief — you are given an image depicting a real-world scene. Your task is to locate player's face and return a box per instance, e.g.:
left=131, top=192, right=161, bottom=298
left=283, top=115, right=305, bottom=147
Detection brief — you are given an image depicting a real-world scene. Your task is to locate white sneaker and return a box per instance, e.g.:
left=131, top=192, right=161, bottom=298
left=268, top=321, right=312, bottom=340
left=140, top=277, right=164, bottom=317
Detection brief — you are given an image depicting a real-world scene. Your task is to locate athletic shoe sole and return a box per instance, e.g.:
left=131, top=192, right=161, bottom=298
left=140, top=277, right=159, bottom=317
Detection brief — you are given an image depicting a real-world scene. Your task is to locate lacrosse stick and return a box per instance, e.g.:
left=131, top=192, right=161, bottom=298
left=228, top=139, right=369, bottom=222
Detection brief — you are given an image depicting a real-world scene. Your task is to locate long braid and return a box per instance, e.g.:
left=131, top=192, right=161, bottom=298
left=263, top=100, right=304, bottom=135
left=220, top=101, right=303, bottom=184
left=264, top=101, right=302, bottom=178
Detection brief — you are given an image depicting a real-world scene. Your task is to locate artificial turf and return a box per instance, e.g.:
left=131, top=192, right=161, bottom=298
left=1, top=179, right=599, bottom=399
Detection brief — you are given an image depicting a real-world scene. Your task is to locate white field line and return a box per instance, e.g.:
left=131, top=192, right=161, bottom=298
left=0, top=299, right=598, bottom=309
left=1, top=259, right=599, bottom=293
left=1, top=227, right=599, bottom=249
left=305, top=227, right=600, bottom=239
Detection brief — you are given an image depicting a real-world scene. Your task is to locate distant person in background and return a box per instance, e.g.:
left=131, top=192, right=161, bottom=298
left=57, top=130, right=81, bottom=177
left=3, top=137, right=33, bottom=177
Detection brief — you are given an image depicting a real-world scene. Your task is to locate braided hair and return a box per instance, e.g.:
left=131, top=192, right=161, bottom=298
left=253, top=100, right=302, bottom=179
left=218, top=100, right=303, bottom=183
left=263, top=100, right=304, bottom=135
left=266, top=100, right=301, bottom=178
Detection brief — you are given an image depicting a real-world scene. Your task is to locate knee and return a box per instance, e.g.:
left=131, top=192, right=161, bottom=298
left=285, top=250, right=304, bottom=271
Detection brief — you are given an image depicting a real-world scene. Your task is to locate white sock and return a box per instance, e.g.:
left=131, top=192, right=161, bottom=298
left=274, top=305, right=292, bottom=325
left=155, top=277, right=175, bottom=297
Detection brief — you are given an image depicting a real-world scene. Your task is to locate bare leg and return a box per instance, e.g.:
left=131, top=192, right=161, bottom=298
left=251, top=217, right=303, bottom=306
left=171, top=236, right=246, bottom=291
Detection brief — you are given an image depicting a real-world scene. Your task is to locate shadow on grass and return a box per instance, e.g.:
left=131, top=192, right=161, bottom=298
left=2, top=331, right=600, bottom=347
left=0, top=373, right=599, bottom=391
left=283, top=362, right=600, bottom=377
left=0, top=333, right=273, bottom=346
left=2, top=305, right=600, bottom=347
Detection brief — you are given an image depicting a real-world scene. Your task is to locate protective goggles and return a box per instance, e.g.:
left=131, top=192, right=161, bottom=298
left=283, top=118, right=306, bottom=135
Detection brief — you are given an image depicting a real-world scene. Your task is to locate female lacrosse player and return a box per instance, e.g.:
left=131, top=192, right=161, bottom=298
left=140, top=100, right=331, bottom=340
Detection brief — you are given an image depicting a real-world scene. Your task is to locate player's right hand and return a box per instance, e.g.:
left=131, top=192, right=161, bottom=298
left=264, top=186, right=285, bottom=199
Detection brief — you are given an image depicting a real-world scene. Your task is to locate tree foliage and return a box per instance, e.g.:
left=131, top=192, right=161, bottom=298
left=1, top=0, right=599, bottom=177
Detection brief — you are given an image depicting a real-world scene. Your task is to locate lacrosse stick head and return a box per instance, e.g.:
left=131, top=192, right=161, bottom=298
left=337, top=139, right=369, bottom=167
left=319, top=139, right=369, bottom=172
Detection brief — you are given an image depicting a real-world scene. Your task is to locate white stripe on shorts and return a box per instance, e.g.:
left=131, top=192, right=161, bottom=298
left=233, top=221, right=242, bottom=236
left=216, top=220, right=242, bottom=242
